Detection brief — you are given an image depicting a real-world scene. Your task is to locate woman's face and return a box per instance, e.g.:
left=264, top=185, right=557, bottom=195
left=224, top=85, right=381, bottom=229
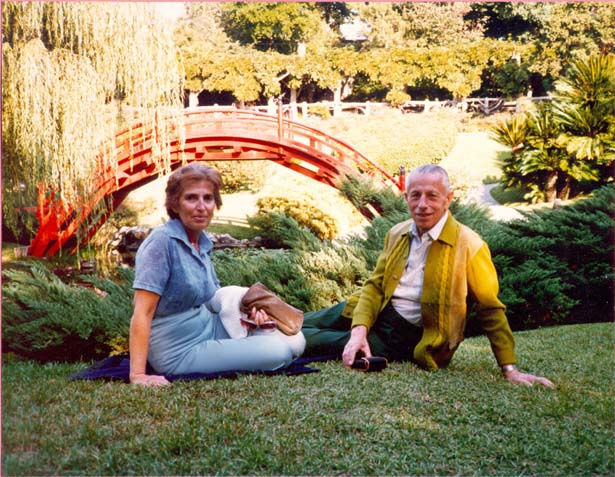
left=174, top=179, right=216, bottom=238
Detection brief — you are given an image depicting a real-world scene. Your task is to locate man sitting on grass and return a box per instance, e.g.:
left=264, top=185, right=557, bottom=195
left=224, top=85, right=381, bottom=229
left=302, top=164, right=554, bottom=387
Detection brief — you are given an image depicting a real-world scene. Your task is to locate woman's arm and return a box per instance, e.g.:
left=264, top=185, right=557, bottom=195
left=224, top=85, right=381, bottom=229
left=129, top=289, right=169, bottom=386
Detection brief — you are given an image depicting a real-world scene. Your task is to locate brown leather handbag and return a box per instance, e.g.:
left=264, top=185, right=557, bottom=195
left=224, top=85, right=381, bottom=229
left=239, top=282, right=304, bottom=336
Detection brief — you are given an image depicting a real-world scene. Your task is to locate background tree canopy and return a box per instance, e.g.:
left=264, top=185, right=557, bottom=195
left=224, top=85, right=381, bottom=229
left=176, top=2, right=614, bottom=105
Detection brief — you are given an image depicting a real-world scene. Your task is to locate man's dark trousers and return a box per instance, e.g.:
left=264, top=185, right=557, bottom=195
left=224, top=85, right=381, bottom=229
left=302, top=301, right=423, bottom=361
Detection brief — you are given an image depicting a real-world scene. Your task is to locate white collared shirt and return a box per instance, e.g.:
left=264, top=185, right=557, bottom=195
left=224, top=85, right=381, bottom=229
left=391, top=212, right=449, bottom=326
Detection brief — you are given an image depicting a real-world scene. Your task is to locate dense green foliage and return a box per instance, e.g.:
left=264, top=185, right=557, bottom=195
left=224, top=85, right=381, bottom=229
left=3, top=323, right=613, bottom=476
left=491, top=54, right=615, bottom=202
left=214, top=244, right=366, bottom=312
left=2, top=2, right=183, bottom=238
left=220, top=2, right=323, bottom=55
left=177, top=2, right=614, bottom=106
left=487, top=185, right=615, bottom=330
left=469, top=2, right=614, bottom=95
left=247, top=213, right=322, bottom=252
left=1, top=264, right=134, bottom=361
left=252, top=196, right=339, bottom=240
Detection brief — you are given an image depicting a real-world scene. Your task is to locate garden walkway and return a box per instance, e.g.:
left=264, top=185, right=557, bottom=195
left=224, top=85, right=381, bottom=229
left=440, top=131, right=524, bottom=221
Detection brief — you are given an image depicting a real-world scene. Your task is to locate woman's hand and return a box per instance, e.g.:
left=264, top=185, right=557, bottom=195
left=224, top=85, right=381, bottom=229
left=249, top=306, right=273, bottom=326
left=130, top=372, right=170, bottom=386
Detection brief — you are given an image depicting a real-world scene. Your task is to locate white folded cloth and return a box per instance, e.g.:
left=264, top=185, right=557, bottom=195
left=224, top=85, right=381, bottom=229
left=208, top=286, right=306, bottom=358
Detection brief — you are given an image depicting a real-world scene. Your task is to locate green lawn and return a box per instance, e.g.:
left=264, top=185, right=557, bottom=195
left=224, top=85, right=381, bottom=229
left=2, top=323, right=613, bottom=476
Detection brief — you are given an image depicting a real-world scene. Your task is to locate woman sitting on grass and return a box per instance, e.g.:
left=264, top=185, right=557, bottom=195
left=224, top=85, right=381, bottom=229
left=129, top=163, right=299, bottom=386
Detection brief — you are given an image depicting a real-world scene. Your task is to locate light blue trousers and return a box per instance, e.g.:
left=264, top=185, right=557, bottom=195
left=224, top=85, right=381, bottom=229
left=148, top=305, right=294, bottom=375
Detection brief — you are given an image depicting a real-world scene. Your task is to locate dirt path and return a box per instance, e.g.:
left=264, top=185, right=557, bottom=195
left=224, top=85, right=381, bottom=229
left=441, top=132, right=523, bottom=221
left=440, top=131, right=506, bottom=182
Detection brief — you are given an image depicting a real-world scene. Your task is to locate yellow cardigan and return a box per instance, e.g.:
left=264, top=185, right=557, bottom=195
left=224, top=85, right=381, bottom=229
left=342, top=214, right=516, bottom=370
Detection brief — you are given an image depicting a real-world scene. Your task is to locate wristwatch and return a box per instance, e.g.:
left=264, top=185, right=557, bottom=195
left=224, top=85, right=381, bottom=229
left=501, top=364, right=518, bottom=374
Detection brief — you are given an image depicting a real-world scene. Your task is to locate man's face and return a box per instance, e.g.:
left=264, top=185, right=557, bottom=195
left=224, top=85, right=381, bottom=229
left=405, top=172, right=454, bottom=235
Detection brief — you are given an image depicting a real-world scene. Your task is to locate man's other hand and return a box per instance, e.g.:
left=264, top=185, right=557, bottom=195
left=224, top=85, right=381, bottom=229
left=342, top=325, right=372, bottom=367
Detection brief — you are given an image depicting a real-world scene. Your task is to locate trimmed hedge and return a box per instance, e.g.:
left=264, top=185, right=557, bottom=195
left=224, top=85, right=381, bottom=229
left=252, top=196, right=339, bottom=240
left=208, top=160, right=269, bottom=193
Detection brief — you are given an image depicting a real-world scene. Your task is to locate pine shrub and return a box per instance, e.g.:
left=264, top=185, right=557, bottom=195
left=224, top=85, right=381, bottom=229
left=213, top=239, right=369, bottom=310
left=213, top=248, right=316, bottom=310
left=448, top=200, right=493, bottom=236
left=1, top=263, right=134, bottom=362
left=247, top=212, right=322, bottom=251
left=338, top=175, right=406, bottom=219
left=487, top=185, right=615, bottom=328
left=486, top=237, right=579, bottom=331
left=252, top=196, right=339, bottom=240
left=297, top=244, right=370, bottom=309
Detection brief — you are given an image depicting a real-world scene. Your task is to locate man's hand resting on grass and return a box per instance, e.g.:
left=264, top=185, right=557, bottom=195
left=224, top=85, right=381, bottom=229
left=504, top=368, right=555, bottom=387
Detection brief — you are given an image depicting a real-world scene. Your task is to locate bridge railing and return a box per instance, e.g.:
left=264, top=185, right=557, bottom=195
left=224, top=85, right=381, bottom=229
left=180, top=107, right=399, bottom=188
left=28, top=106, right=402, bottom=257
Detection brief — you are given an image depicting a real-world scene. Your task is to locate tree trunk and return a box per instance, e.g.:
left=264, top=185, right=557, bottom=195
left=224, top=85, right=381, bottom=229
left=289, top=41, right=306, bottom=121
left=267, top=97, right=276, bottom=115
left=289, top=88, right=298, bottom=120
left=559, top=178, right=571, bottom=201
left=333, top=83, right=342, bottom=117
left=297, top=42, right=306, bottom=58
left=545, top=171, right=558, bottom=202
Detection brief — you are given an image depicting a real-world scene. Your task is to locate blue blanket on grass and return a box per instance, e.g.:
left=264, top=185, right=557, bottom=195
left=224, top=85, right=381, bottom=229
left=69, top=354, right=337, bottom=383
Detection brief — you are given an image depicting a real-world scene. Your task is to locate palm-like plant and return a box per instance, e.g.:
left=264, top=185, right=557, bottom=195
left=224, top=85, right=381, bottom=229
left=520, top=107, right=567, bottom=202
left=553, top=54, right=615, bottom=180
left=555, top=54, right=615, bottom=109
left=490, top=113, right=531, bottom=192
left=490, top=112, right=528, bottom=152
left=491, top=54, right=615, bottom=203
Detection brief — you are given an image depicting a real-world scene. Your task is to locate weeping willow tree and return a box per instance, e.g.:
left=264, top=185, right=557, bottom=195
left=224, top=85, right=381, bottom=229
left=2, top=2, right=184, bottom=245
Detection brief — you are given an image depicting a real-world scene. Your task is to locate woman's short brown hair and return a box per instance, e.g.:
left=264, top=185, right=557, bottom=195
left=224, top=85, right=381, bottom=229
left=165, top=163, right=223, bottom=219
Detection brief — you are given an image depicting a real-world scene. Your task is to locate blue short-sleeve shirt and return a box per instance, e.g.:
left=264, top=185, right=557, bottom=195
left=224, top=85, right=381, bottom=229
left=133, top=218, right=220, bottom=318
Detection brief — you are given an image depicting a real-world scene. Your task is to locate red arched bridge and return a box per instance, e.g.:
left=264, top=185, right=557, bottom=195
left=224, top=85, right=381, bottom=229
left=28, top=106, right=401, bottom=257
